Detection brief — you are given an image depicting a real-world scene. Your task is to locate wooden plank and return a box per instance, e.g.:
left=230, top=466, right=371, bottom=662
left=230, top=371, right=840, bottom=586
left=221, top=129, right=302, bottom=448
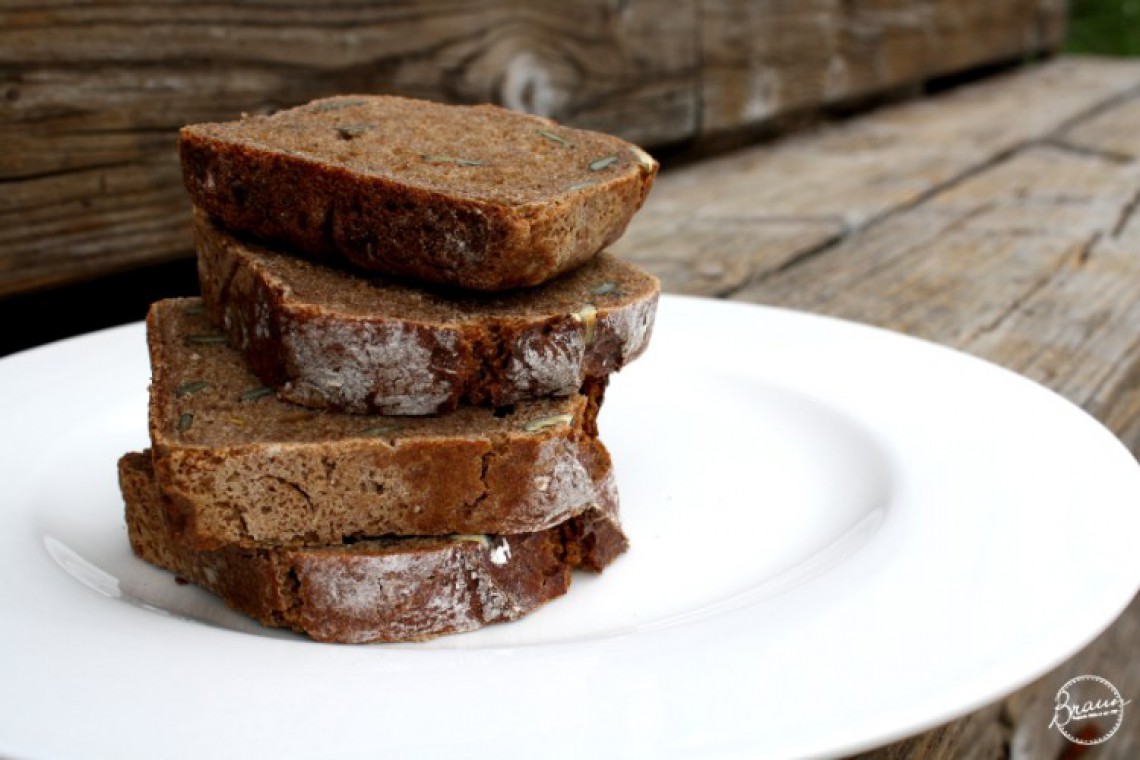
left=1057, top=92, right=1140, bottom=161
left=0, top=161, right=191, bottom=293
left=610, top=216, right=842, bottom=297
left=715, top=80, right=1140, bottom=760
left=0, top=0, right=1065, bottom=295
left=0, top=1, right=698, bottom=177
left=657, top=58, right=1140, bottom=226
left=699, top=0, right=1066, bottom=135
left=734, top=145, right=1140, bottom=393
left=614, top=58, right=1140, bottom=757
left=0, top=0, right=698, bottom=296
left=616, top=58, right=1140, bottom=296
left=952, top=110, right=1140, bottom=760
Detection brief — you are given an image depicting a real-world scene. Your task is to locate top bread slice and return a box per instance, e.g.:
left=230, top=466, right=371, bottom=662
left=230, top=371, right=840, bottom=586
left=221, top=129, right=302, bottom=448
left=179, top=95, right=658, bottom=291
left=195, top=211, right=659, bottom=415
left=148, top=298, right=615, bottom=550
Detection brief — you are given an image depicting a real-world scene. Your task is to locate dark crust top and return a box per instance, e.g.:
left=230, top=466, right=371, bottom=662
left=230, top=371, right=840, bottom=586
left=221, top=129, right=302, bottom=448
left=179, top=94, right=658, bottom=291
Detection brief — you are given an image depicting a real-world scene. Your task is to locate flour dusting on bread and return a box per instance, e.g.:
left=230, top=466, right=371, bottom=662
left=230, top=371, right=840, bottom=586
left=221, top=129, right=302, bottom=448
left=283, top=317, right=458, bottom=415
left=504, top=323, right=585, bottom=399
left=194, top=212, right=659, bottom=415
left=516, top=436, right=602, bottom=528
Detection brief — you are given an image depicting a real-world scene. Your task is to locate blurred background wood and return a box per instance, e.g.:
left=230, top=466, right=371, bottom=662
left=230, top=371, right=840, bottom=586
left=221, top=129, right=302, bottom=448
left=617, top=55, right=1140, bottom=759
left=0, top=0, right=1064, bottom=304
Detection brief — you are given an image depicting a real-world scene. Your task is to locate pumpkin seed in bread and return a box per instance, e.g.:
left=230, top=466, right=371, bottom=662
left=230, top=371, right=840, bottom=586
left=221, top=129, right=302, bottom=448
left=148, top=298, right=615, bottom=550
left=179, top=95, right=658, bottom=291
left=195, top=210, right=659, bottom=415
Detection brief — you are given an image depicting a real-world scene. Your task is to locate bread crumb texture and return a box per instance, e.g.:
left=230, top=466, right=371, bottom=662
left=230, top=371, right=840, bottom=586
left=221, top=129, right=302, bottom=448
left=180, top=95, right=658, bottom=290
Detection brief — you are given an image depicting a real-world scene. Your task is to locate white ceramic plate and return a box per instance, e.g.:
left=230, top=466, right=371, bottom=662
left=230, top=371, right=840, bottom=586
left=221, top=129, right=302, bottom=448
left=1, top=296, right=1138, bottom=759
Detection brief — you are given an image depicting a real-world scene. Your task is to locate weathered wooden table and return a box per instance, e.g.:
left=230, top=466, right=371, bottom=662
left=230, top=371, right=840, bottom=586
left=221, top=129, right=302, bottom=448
left=0, top=0, right=1067, bottom=298
left=613, top=56, right=1140, bottom=758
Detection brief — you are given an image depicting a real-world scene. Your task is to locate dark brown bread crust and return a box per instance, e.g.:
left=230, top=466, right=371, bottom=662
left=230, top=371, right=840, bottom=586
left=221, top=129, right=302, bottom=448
left=148, top=298, right=617, bottom=549
left=121, top=452, right=627, bottom=643
left=179, top=95, right=658, bottom=291
left=195, top=211, right=659, bottom=415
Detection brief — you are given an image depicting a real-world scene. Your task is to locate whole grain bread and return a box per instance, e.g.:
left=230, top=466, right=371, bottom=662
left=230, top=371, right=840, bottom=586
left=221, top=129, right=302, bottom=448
left=148, top=298, right=615, bottom=549
left=120, top=452, right=627, bottom=643
left=195, top=211, right=659, bottom=415
left=179, top=95, right=658, bottom=291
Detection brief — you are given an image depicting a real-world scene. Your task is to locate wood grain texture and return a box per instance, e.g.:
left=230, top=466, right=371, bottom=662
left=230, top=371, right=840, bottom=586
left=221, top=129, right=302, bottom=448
left=1057, top=92, right=1140, bottom=162
left=0, top=0, right=1062, bottom=296
left=617, top=55, right=1140, bottom=758
left=699, top=0, right=1066, bottom=134
left=615, top=57, right=1140, bottom=295
left=0, top=0, right=699, bottom=296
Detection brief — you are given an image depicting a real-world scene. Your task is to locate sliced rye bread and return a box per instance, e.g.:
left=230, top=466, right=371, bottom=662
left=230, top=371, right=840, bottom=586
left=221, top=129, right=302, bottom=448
left=120, top=452, right=627, bottom=643
left=148, top=298, right=615, bottom=549
left=179, top=95, right=658, bottom=291
left=195, top=210, right=660, bottom=415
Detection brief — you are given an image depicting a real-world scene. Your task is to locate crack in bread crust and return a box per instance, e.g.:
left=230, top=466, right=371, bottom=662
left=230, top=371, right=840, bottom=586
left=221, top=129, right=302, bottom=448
left=194, top=213, right=659, bottom=415
left=147, top=298, right=616, bottom=549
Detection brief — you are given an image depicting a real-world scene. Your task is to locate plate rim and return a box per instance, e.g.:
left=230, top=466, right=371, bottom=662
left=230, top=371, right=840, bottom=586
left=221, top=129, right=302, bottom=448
left=1, top=294, right=1138, bottom=759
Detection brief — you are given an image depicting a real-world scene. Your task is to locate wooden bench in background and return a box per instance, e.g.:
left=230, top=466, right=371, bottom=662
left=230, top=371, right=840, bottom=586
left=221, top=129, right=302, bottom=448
left=619, top=55, right=1140, bottom=757
left=0, top=0, right=1065, bottom=297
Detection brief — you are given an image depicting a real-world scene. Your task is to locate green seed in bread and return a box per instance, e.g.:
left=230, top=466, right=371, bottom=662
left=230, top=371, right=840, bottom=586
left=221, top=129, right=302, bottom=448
left=179, top=94, right=658, bottom=291
left=194, top=210, right=659, bottom=415
left=147, top=298, right=616, bottom=550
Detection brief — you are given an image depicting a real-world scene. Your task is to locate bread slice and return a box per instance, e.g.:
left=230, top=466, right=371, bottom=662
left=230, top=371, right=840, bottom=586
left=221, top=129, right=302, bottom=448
left=195, top=211, right=659, bottom=415
left=148, top=298, right=616, bottom=549
left=121, top=452, right=627, bottom=643
left=179, top=95, right=658, bottom=291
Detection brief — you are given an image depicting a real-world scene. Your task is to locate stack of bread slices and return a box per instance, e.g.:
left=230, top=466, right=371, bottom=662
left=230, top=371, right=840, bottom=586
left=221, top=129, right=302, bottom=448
left=117, top=95, right=661, bottom=643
